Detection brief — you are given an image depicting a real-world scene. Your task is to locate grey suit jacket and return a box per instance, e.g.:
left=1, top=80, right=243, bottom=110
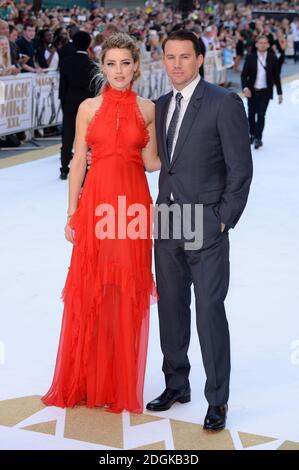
left=155, top=78, right=253, bottom=229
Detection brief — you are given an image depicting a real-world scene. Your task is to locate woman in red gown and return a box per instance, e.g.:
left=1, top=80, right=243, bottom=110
left=42, top=33, right=160, bottom=413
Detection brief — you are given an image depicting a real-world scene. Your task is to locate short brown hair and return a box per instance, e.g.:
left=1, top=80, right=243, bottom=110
left=162, top=29, right=204, bottom=57
left=255, top=34, right=269, bottom=43
left=23, top=21, right=35, bottom=31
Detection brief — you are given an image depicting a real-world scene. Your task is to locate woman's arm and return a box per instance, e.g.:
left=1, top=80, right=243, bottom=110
left=68, top=100, right=90, bottom=216
left=141, top=100, right=161, bottom=172
left=67, top=100, right=91, bottom=217
left=281, top=38, right=287, bottom=50
left=64, top=99, right=91, bottom=244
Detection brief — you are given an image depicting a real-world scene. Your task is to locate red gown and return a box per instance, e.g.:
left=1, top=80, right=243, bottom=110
left=42, top=85, right=157, bottom=413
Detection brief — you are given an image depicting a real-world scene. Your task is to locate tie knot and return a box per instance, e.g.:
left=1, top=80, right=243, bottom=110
left=175, top=92, right=183, bottom=104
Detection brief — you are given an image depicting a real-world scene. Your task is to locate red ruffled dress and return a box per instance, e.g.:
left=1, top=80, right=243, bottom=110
left=42, top=85, right=157, bottom=413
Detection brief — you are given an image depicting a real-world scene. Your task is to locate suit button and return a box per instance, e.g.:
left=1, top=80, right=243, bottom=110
left=168, top=170, right=175, bottom=175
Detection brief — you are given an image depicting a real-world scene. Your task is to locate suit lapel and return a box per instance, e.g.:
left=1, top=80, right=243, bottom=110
left=159, top=92, right=172, bottom=168
left=253, top=52, right=258, bottom=82
left=170, top=78, right=206, bottom=168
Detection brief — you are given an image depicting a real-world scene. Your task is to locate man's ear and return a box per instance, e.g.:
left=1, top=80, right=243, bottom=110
left=198, top=54, right=204, bottom=68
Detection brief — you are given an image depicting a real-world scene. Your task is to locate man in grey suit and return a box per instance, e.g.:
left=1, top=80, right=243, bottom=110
left=146, top=30, right=253, bottom=431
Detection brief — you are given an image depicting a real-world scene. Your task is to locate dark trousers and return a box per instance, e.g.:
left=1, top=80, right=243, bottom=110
left=60, top=109, right=77, bottom=173
left=247, top=89, right=270, bottom=141
left=294, top=41, right=299, bottom=63
left=154, top=204, right=230, bottom=406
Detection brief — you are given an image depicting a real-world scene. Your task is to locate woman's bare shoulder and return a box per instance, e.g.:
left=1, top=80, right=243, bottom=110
left=78, top=96, right=104, bottom=120
left=137, top=96, right=155, bottom=110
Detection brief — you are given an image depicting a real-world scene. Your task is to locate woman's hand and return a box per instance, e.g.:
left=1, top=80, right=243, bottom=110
left=64, top=219, right=75, bottom=244
left=86, top=148, right=92, bottom=169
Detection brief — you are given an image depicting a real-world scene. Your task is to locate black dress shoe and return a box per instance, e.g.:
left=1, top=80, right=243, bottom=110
left=254, top=139, right=263, bottom=149
left=203, top=404, right=228, bottom=431
left=250, top=135, right=255, bottom=145
left=60, top=171, right=68, bottom=180
left=146, top=388, right=191, bottom=412
left=60, top=165, right=70, bottom=180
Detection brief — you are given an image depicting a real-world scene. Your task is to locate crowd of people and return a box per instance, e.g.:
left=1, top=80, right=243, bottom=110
left=0, top=1, right=298, bottom=149
left=0, top=1, right=299, bottom=78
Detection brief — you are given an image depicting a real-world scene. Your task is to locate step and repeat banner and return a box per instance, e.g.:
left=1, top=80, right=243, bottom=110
left=0, top=64, right=171, bottom=137
left=0, top=71, right=63, bottom=137
left=33, top=72, right=62, bottom=130
left=0, top=73, right=33, bottom=137
left=134, top=53, right=172, bottom=101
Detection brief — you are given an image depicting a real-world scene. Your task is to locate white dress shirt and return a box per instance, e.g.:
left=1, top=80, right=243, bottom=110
left=166, top=74, right=201, bottom=161
left=166, top=74, right=201, bottom=200
left=254, top=51, right=268, bottom=90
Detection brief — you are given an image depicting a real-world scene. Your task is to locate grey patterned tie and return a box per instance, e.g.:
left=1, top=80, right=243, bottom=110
left=166, top=92, right=183, bottom=162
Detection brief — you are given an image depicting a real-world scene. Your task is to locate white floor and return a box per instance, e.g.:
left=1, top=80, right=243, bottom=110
left=1, top=80, right=299, bottom=450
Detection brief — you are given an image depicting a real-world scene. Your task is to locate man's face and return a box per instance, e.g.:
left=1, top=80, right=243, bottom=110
left=163, top=39, right=203, bottom=91
left=256, top=37, right=269, bottom=53
left=10, top=29, right=18, bottom=42
left=0, top=21, right=9, bottom=38
left=44, top=30, right=53, bottom=44
left=24, top=26, right=36, bottom=42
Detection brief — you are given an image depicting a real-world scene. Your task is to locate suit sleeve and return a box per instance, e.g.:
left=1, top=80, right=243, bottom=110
left=216, top=92, right=253, bottom=229
left=241, top=56, right=250, bottom=90
left=273, top=55, right=282, bottom=95
left=16, top=38, right=25, bottom=55
left=59, top=63, right=67, bottom=106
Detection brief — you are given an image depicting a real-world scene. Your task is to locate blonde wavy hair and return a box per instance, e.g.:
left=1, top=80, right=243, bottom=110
left=92, top=32, right=141, bottom=94
left=0, top=35, right=11, bottom=69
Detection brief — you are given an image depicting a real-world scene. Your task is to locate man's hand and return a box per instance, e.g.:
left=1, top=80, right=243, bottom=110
left=18, top=54, right=29, bottom=65
left=86, top=148, right=92, bottom=169
left=221, top=223, right=226, bottom=233
left=8, top=65, right=18, bottom=75
left=243, top=87, right=252, bottom=98
left=278, top=95, right=283, bottom=104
